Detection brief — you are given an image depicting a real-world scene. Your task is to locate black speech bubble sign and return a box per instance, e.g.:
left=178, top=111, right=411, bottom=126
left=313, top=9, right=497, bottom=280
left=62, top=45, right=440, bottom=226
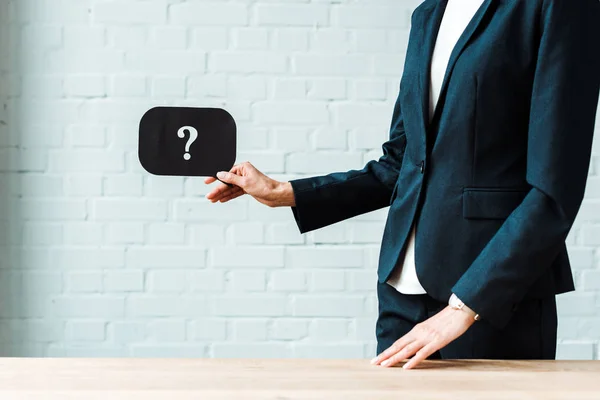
left=138, top=107, right=236, bottom=177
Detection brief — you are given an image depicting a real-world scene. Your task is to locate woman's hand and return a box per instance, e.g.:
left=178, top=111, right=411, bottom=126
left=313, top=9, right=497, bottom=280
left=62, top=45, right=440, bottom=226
left=371, top=306, right=476, bottom=370
left=205, top=162, right=296, bottom=208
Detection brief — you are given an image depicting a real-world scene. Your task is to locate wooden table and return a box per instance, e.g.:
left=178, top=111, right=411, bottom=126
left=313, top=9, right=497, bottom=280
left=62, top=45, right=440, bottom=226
left=0, top=359, right=598, bottom=399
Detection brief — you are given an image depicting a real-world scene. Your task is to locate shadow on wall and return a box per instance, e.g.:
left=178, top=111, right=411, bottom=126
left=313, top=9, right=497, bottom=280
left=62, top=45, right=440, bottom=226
left=0, top=1, right=15, bottom=353
left=0, top=0, right=20, bottom=355
left=0, top=0, right=43, bottom=356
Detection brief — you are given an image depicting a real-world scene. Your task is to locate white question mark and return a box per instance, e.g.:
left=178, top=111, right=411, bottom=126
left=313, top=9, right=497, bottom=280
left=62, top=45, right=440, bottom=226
left=177, top=126, right=199, bottom=161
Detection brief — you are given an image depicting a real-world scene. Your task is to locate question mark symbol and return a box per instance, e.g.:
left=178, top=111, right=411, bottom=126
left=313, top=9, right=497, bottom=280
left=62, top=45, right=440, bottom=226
left=177, top=126, right=199, bottom=161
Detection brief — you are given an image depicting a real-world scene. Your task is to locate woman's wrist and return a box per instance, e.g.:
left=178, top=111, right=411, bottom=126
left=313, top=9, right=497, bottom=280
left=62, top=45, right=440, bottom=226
left=449, top=293, right=480, bottom=321
left=271, top=181, right=296, bottom=208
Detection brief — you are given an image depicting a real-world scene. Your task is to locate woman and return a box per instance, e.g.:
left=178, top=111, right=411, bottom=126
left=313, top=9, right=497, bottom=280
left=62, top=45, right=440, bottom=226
left=206, top=0, right=600, bottom=368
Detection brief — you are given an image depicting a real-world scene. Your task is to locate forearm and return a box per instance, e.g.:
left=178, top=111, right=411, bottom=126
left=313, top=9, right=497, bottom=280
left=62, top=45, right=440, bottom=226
left=288, top=163, right=400, bottom=233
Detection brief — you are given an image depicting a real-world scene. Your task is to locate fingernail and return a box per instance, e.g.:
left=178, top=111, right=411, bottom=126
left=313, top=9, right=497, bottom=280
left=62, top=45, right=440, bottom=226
left=381, top=360, right=390, bottom=367
left=216, top=172, right=225, bottom=179
left=370, top=357, right=377, bottom=364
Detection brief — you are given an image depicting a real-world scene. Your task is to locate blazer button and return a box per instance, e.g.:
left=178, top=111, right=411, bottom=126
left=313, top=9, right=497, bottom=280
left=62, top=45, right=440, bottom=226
left=419, top=160, right=425, bottom=174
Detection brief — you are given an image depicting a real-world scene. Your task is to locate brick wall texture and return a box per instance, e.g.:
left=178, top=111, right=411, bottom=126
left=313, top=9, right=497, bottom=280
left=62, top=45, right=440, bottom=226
left=0, top=0, right=599, bottom=359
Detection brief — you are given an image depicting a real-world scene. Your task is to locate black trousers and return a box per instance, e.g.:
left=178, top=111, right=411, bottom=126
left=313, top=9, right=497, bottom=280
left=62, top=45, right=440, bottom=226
left=375, top=281, right=558, bottom=359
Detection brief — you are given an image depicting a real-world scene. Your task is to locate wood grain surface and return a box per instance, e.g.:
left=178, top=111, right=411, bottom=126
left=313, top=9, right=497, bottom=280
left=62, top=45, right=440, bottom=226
left=0, top=359, right=598, bottom=400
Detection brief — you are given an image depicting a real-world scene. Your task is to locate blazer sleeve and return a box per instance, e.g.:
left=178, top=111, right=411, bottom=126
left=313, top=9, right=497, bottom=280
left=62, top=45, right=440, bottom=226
left=452, top=0, right=600, bottom=329
left=289, top=89, right=407, bottom=234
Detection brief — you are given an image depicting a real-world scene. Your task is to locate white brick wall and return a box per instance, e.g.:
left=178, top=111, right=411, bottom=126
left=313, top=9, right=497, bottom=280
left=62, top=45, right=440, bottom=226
left=0, top=0, right=598, bottom=360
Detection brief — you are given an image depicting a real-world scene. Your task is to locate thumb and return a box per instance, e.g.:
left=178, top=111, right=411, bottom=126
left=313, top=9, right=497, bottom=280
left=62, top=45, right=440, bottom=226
left=216, top=171, right=244, bottom=187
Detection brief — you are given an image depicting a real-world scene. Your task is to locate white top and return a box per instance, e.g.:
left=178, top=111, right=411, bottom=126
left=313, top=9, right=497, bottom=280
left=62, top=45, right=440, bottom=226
left=387, top=0, right=485, bottom=294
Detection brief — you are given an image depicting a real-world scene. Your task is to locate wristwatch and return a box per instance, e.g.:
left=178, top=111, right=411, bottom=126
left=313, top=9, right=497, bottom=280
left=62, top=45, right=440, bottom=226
left=449, top=293, right=480, bottom=321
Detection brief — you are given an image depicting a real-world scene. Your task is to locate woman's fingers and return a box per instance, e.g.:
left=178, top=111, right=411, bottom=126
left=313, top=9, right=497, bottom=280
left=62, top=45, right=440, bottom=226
left=207, top=185, right=242, bottom=202
left=403, top=343, right=439, bottom=370
left=205, top=161, right=278, bottom=206
left=206, top=177, right=243, bottom=200
left=216, top=171, right=245, bottom=187
left=371, top=335, right=416, bottom=365
left=373, top=307, right=476, bottom=370
left=380, top=340, right=424, bottom=368
left=219, top=188, right=245, bottom=203
left=206, top=183, right=231, bottom=201
left=218, top=185, right=243, bottom=198
left=206, top=164, right=248, bottom=201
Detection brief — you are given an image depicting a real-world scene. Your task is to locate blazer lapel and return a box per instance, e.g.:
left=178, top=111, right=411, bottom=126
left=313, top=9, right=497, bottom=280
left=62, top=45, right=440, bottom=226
left=416, top=1, right=448, bottom=148
left=428, top=0, right=495, bottom=126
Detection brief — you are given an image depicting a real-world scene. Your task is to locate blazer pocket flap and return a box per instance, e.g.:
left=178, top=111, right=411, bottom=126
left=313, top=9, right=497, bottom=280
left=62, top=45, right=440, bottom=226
left=462, top=188, right=529, bottom=220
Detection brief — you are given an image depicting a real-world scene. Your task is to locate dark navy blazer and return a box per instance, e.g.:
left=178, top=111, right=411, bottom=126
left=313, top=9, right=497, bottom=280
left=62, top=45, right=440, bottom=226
left=289, top=0, right=600, bottom=329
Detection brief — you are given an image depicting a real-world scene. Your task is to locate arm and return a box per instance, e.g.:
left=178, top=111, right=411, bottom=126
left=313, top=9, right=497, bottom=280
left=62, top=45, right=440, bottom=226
left=452, top=0, right=600, bottom=329
left=289, top=90, right=408, bottom=233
